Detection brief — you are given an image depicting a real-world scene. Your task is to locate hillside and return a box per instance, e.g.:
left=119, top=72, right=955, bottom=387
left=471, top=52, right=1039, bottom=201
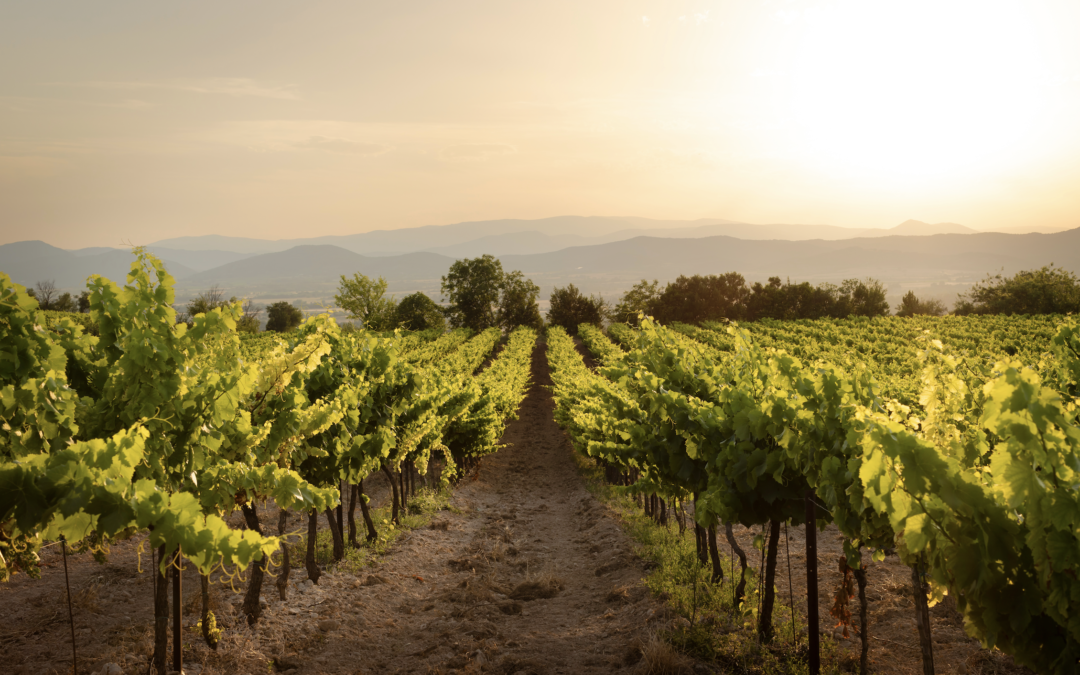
left=0, top=241, right=194, bottom=290
left=6, top=227, right=1078, bottom=300
left=147, top=216, right=1003, bottom=261
left=174, top=245, right=455, bottom=297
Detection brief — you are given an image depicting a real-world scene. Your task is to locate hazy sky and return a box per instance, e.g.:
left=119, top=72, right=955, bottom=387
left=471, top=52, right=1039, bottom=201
left=2, top=0, right=1079, bottom=248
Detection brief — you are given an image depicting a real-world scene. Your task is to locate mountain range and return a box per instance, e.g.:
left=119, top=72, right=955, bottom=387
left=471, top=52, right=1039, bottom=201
left=143, top=217, right=986, bottom=260
left=3, top=219, right=1078, bottom=302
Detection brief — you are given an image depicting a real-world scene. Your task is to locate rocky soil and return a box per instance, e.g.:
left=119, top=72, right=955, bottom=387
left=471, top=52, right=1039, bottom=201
left=0, top=340, right=1034, bottom=675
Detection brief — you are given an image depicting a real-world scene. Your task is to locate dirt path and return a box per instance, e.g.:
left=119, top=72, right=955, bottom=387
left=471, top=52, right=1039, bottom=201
left=281, top=339, right=664, bottom=674
left=3, top=340, right=666, bottom=675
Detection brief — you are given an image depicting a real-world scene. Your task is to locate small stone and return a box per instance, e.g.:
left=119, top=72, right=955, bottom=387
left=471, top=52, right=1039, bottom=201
left=275, top=654, right=302, bottom=670
left=100, top=665, right=124, bottom=675
left=318, top=619, right=340, bottom=632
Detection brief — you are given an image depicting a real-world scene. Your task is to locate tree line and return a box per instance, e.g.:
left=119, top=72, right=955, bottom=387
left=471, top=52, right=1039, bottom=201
left=547, top=264, right=1080, bottom=335
left=25, top=260, right=1080, bottom=335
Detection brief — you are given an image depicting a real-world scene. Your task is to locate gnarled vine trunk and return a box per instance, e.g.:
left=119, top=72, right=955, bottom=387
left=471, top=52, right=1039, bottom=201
left=240, top=503, right=266, bottom=624
left=276, top=507, right=290, bottom=600
left=305, top=509, right=321, bottom=584
left=358, top=478, right=378, bottom=543
left=724, top=523, right=748, bottom=606
left=758, top=519, right=781, bottom=643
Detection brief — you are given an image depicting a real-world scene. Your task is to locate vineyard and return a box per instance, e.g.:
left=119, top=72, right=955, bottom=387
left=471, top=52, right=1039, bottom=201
left=552, top=314, right=1080, bottom=675
left=0, top=252, right=538, bottom=674
left=3, top=252, right=1079, bottom=675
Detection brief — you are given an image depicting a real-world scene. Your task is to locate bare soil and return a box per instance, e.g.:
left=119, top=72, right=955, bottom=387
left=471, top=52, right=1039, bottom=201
left=0, top=341, right=668, bottom=675
left=0, top=339, right=1034, bottom=675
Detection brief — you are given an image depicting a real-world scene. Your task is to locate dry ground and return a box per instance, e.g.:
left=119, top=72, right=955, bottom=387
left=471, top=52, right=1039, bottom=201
left=0, top=340, right=1034, bottom=675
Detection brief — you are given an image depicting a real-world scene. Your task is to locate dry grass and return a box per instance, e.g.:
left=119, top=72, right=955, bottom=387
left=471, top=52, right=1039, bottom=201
left=631, top=634, right=695, bottom=675
left=508, top=568, right=564, bottom=602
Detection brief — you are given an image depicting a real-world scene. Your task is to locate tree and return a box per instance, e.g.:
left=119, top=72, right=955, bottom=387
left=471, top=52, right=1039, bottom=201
left=237, top=299, right=262, bottom=333
left=954, top=265, right=1080, bottom=315
left=498, top=271, right=544, bottom=331
left=31, top=281, right=57, bottom=309
left=895, top=290, right=947, bottom=317
left=77, top=291, right=91, bottom=313
left=441, top=255, right=505, bottom=331
left=182, top=285, right=254, bottom=328
left=547, top=284, right=604, bottom=334
left=265, top=301, right=304, bottom=332
left=652, top=273, right=750, bottom=325
left=335, top=273, right=397, bottom=330
left=611, top=279, right=661, bottom=325
left=50, top=293, right=77, bottom=313
left=394, top=292, right=445, bottom=331
left=835, top=278, right=890, bottom=318
left=186, top=285, right=227, bottom=318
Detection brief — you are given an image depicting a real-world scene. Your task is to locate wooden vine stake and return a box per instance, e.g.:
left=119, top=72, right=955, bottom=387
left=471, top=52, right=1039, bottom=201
left=60, top=536, right=78, bottom=675
left=911, top=560, right=936, bottom=675
left=805, top=491, right=820, bottom=675
left=173, top=545, right=183, bottom=673
left=785, top=522, right=797, bottom=650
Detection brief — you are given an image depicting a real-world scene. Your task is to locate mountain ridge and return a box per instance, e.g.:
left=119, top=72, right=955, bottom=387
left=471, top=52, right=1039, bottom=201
left=6, top=226, right=1077, bottom=300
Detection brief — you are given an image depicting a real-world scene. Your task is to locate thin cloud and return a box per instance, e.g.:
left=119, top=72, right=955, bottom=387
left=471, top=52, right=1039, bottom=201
left=295, top=136, right=390, bottom=155
left=440, top=143, right=516, bottom=161
left=63, top=78, right=299, bottom=100
left=642, top=15, right=651, bottom=26
left=0, top=95, right=153, bottom=110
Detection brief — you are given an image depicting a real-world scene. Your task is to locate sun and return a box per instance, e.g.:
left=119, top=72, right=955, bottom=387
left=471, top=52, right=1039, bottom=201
left=782, top=0, right=1048, bottom=186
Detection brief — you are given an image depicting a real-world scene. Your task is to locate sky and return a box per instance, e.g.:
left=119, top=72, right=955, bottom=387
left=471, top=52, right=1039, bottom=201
left=2, top=0, right=1080, bottom=249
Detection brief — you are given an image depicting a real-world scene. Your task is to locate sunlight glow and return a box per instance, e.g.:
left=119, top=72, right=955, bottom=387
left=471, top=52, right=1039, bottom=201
left=783, top=0, right=1048, bottom=185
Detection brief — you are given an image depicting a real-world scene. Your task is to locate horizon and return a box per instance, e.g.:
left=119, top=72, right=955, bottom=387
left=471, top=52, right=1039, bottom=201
left=1, top=215, right=1062, bottom=251
left=4, top=1, right=1080, bottom=248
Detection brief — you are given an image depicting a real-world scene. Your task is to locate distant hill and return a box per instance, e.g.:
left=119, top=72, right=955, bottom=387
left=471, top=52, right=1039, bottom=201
left=0, top=241, right=194, bottom=290
left=175, top=245, right=455, bottom=297
left=177, top=227, right=1080, bottom=299
left=887, top=220, right=977, bottom=236
left=499, top=228, right=1080, bottom=289
left=149, top=216, right=989, bottom=259
left=8, top=227, right=1078, bottom=302
left=144, top=247, right=256, bottom=272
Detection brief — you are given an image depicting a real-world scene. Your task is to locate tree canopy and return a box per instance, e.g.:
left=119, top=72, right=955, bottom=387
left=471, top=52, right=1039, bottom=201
left=441, top=255, right=542, bottom=332
left=954, top=265, right=1080, bottom=315
left=497, top=271, right=544, bottom=331
left=651, top=273, right=750, bottom=325
left=265, top=301, right=304, bottom=332
left=441, top=255, right=504, bottom=331
left=895, top=290, right=947, bottom=317
left=180, top=285, right=259, bottom=331
left=610, top=279, right=660, bottom=326
left=394, top=292, right=445, bottom=331
left=335, top=273, right=397, bottom=330
left=611, top=273, right=891, bottom=325
left=547, top=283, right=605, bottom=334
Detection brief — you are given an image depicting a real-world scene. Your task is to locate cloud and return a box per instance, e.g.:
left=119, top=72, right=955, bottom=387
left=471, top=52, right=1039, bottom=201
left=295, top=136, right=390, bottom=155
left=440, top=143, right=516, bottom=161
left=642, top=15, right=651, bottom=26
left=694, top=11, right=710, bottom=25
left=66, top=78, right=299, bottom=100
